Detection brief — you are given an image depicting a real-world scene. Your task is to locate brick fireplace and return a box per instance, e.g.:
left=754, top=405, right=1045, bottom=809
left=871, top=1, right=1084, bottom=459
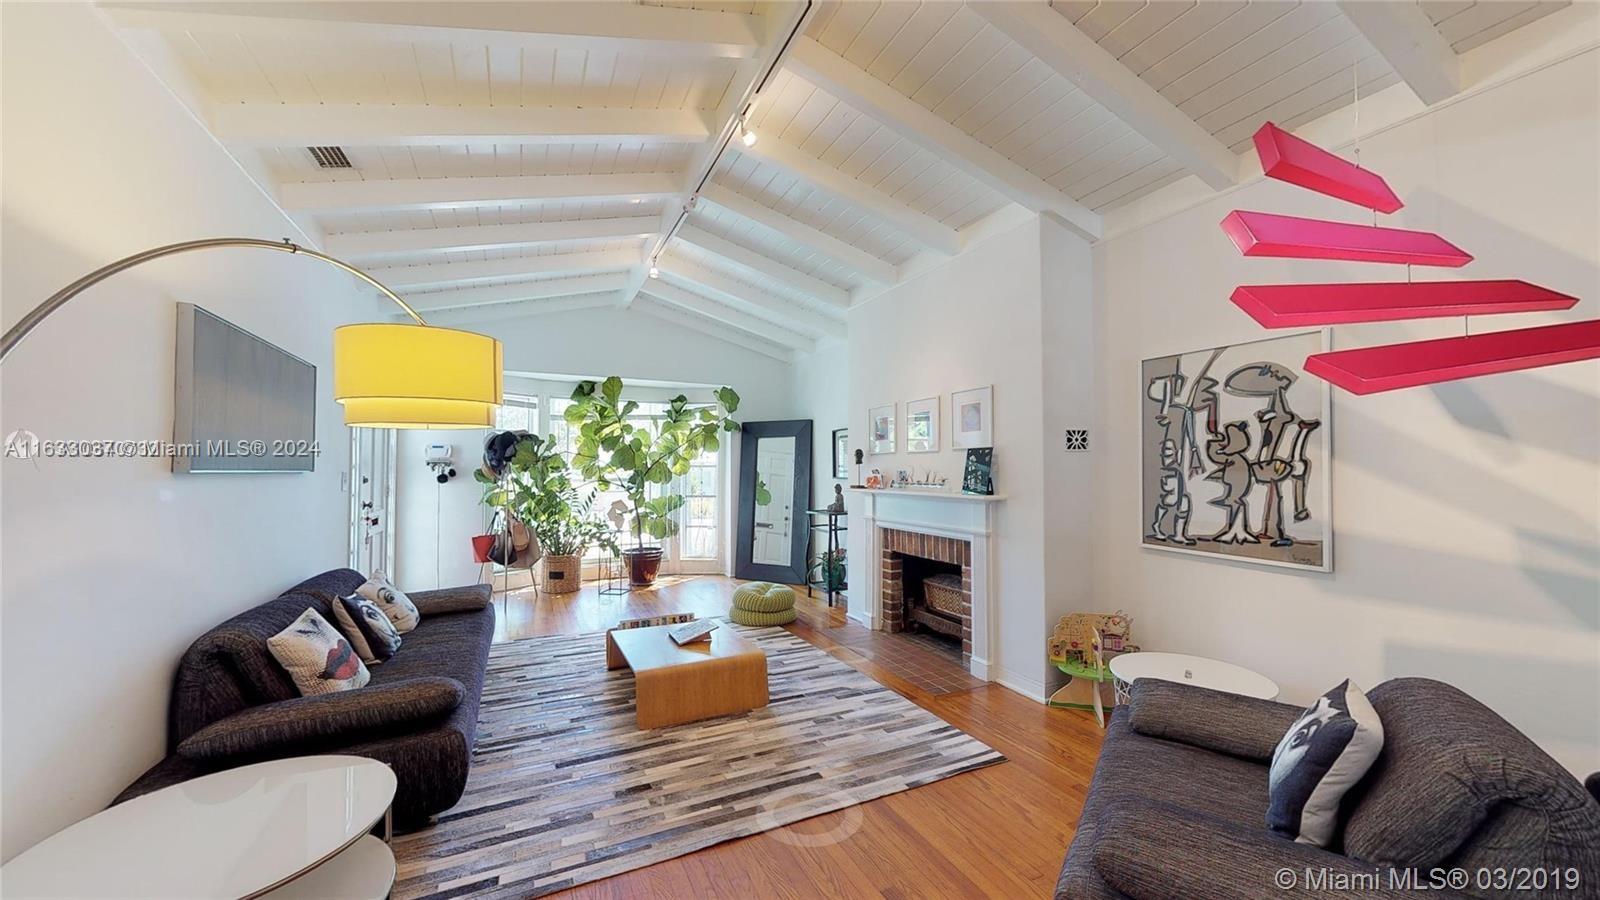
left=880, top=527, right=973, bottom=660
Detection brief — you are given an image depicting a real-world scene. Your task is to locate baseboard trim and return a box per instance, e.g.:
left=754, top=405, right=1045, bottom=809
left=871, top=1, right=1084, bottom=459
left=994, top=669, right=1048, bottom=703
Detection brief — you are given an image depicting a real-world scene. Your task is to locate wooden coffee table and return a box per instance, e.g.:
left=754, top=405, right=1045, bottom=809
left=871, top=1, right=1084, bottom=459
left=606, top=623, right=769, bottom=729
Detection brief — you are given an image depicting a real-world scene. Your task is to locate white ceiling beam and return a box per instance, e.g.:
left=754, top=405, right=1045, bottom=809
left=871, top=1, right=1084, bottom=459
left=326, top=217, right=657, bottom=260
left=414, top=293, right=627, bottom=327
left=279, top=173, right=677, bottom=214
left=404, top=273, right=631, bottom=313
left=1335, top=1, right=1461, bottom=105
left=641, top=280, right=816, bottom=353
left=734, top=137, right=961, bottom=254
left=658, top=253, right=846, bottom=340
left=211, top=104, right=711, bottom=149
left=633, top=298, right=796, bottom=363
left=673, top=224, right=850, bottom=309
left=99, top=2, right=762, bottom=58
left=969, top=2, right=1239, bottom=191
left=368, top=249, right=640, bottom=291
left=785, top=37, right=1101, bottom=241
left=696, top=185, right=897, bottom=285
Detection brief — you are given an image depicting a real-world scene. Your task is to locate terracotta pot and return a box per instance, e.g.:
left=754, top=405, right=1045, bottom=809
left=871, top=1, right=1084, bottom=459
left=622, top=547, right=664, bottom=587
left=542, top=554, right=582, bottom=594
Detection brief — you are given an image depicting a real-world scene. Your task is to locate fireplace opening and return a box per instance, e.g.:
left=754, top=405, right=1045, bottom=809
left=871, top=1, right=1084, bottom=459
left=902, top=555, right=964, bottom=646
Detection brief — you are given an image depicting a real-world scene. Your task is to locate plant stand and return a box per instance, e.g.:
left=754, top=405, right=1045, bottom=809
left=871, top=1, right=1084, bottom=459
left=805, top=508, right=847, bottom=607
left=598, top=528, right=629, bottom=596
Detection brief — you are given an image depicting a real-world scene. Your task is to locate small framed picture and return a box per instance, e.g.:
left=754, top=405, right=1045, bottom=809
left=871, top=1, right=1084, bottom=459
left=962, top=447, right=994, bottom=495
left=869, top=404, right=896, bottom=454
left=951, top=386, right=993, bottom=448
left=832, top=428, right=848, bottom=479
left=905, top=397, right=939, bottom=453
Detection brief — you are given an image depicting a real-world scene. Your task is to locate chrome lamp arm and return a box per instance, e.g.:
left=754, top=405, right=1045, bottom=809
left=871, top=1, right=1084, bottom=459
left=0, top=238, right=424, bottom=362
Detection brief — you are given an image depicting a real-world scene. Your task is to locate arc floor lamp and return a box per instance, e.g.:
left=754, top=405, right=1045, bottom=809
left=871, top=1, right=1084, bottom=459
left=0, top=237, right=503, bottom=427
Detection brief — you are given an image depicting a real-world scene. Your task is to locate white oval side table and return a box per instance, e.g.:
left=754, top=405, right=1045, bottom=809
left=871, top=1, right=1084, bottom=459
left=1109, top=652, right=1279, bottom=704
left=1, top=755, right=396, bottom=899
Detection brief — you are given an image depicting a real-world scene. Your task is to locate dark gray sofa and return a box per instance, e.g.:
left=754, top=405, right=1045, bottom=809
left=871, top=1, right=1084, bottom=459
left=115, top=568, right=494, bottom=826
left=1058, top=677, right=1600, bottom=900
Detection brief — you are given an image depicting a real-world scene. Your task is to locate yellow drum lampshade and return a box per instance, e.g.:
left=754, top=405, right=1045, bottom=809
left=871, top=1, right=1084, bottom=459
left=333, top=324, right=503, bottom=428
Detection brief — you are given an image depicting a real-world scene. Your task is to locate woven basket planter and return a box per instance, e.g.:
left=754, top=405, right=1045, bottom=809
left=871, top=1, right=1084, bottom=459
left=542, top=554, right=582, bottom=594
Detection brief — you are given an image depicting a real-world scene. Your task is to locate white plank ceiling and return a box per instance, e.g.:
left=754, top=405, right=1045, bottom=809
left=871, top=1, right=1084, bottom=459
left=100, top=0, right=1569, bottom=354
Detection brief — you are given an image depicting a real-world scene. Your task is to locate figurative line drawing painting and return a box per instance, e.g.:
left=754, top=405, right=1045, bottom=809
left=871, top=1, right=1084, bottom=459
left=1140, top=331, right=1331, bottom=572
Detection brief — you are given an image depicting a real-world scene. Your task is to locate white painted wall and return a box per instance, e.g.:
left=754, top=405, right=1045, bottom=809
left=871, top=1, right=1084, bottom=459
left=0, top=3, right=369, bottom=859
left=1038, top=216, right=1098, bottom=669
left=790, top=342, right=848, bottom=511
left=394, top=428, right=493, bottom=591
left=1092, top=50, right=1600, bottom=773
left=846, top=220, right=1053, bottom=697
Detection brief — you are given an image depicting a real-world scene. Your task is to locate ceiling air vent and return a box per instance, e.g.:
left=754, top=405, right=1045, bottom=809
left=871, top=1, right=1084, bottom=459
left=307, top=146, right=352, bottom=169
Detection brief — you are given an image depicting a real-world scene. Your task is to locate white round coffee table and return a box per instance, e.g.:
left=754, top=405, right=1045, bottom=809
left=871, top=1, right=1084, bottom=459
left=1, top=755, right=396, bottom=899
left=1110, top=652, right=1279, bottom=704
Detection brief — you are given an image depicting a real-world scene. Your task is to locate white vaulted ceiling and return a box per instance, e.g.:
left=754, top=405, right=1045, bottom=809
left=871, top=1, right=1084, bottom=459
left=98, top=0, right=1569, bottom=356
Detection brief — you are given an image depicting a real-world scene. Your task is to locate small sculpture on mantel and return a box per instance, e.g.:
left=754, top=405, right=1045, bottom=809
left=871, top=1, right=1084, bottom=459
left=827, top=483, right=846, bottom=513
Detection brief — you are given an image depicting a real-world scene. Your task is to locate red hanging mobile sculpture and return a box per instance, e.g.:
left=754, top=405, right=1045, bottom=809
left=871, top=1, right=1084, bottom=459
left=1223, top=121, right=1593, bottom=395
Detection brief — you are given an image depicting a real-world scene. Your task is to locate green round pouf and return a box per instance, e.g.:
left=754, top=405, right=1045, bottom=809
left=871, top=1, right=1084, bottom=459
left=731, top=582, right=795, bottom=613
left=729, top=605, right=797, bottom=626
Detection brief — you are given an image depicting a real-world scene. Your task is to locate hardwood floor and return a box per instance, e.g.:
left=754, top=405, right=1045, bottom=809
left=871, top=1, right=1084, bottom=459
left=489, top=575, right=1103, bottom=899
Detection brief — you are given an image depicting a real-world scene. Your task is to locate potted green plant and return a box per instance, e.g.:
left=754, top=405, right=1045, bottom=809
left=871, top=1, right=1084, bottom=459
left=475, top=432, right=616, bottom=593
left=807, top=548, right=847, bottom=592
left=564, top=377, right=740, bottom=586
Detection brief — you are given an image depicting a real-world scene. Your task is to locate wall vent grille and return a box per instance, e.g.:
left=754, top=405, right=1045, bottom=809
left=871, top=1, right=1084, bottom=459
left=307, top=146, right=352, bottom=169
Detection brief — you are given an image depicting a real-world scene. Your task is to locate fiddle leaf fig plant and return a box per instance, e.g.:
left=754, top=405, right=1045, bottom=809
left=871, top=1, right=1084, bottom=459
left=564, top=377, right=740, bottom=549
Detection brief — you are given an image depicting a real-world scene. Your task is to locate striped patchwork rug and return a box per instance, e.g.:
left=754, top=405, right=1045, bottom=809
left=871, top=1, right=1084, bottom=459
left=392, top=624, right=1005, bottom=898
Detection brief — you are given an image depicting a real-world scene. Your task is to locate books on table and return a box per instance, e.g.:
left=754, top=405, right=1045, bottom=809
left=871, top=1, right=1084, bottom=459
left=668, top=619, right=719, bottom=645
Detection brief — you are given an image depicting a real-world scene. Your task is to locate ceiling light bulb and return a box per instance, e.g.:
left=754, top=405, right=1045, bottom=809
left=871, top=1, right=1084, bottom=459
left=648, top=264, right=660, bottom=279
left=741, top=126, right=758, bottom=147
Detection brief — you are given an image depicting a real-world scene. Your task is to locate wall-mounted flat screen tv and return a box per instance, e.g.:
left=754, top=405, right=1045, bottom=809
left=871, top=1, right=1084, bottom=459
left=174, top=303, right=317, bottom=473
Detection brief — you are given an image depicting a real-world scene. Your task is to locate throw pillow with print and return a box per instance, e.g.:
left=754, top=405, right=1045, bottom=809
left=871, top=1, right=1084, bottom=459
left=267, top=608, right=370, bottom=696
left=333, top=592, right=402, bottom=664
left=1268, top=679, right=1384, bottom=846
left=356, top=569, right=420, bottom=633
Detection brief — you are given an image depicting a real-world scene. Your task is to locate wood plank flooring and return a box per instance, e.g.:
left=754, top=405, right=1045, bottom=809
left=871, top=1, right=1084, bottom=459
left=488, top=575, right=1103, bottom=899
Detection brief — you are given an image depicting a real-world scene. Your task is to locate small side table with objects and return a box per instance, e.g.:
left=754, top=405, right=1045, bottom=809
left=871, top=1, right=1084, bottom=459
left=1109, top=651, right=1279, bottom=704
left=0, top=755, right=397, bottom=900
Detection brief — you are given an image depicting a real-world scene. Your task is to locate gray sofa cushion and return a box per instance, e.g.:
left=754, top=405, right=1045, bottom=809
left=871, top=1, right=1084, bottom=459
left=1091, top=800, right=1470, bottom=900
left=409, top=583, right=493, bottom=616
left=1344, top=679, right=1600, bottom=894
left=176, top=676, right=464, bottom=761
left=1127, top=679, right=1303, bottom=763
left=1057, top=707, right=1275, bottom=899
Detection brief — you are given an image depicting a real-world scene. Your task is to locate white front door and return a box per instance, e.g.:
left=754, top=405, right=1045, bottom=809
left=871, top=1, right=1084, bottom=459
left=348, top=428, right=396, bottom=574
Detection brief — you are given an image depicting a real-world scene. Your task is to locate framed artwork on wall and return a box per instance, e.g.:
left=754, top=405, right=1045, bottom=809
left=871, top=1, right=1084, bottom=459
left=950, top=386, right=992, bottom=449
left=1140, top=330, right=1332, bottom=573
left=905, top=397, right=939, bottom=452
left=832, top=428, right=848, bottom=479
left=869, top=404, right=896, bottom=455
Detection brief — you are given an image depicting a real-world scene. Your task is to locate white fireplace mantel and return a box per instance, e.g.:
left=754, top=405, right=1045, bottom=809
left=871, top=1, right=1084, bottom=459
left=848, top=487, right=1001, bottom=680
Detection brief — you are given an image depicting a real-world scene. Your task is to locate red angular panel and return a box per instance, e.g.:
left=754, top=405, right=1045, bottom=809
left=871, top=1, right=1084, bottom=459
left=1231, top=280, right=1579, bottom=328
left=1304, top=320, right=1600, bottom=394
left=1254, top=121, right=1404, bottom=213
left=1221, top=211, right=1473, bottom=267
